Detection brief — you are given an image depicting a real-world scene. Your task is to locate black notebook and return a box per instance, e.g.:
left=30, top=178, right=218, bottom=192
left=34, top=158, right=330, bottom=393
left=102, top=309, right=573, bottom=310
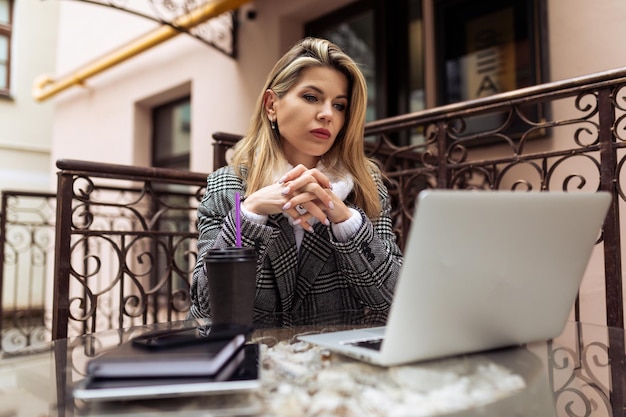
left=86, top=327, right=246, bottom=379
left=74, top=344, right=261, bottom=402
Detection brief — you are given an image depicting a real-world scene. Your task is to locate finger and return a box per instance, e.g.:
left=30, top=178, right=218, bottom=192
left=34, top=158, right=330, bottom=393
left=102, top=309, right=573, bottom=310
left=279, top=167, right=332, bottom=196
left=244, top=183, right=291, bottom=216
left=286, top=200, right=330, bottom=227
left=283, top=194, right=333, bottom=217
left=297, top=168, right=332, bottom=190
left=301, top=168, right=333, bottom=189
left=302, top=202, right=331, bottom=226
left=278, top=164, right=308, bottom=184
left=297, top=183, right=334, bottom=210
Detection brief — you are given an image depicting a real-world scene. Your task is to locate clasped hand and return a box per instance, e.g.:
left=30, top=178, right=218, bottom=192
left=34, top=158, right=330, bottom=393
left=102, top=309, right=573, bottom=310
left=241, top=165, right=352, bottom=232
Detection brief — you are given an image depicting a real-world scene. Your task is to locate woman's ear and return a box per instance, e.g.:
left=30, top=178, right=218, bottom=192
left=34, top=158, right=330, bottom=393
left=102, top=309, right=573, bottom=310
left=263, top=89, right=278, bottom=121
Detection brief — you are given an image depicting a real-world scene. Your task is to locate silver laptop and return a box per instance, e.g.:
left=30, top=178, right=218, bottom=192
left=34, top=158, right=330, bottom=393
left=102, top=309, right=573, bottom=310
left=299, top=190, right=611, bottom=366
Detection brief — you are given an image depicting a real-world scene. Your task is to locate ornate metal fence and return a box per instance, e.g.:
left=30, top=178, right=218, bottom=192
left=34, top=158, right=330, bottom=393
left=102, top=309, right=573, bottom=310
left=51, top=160, right=208, bottom=340
left=215, top=67, right=626, bottom=416
left=217, top=67, right=626, bottom=330
left=364, top=69, right=626, bottom=331
left=6, top=65, right=626, bottom=413
left=0, top=191, right=56, bottom=353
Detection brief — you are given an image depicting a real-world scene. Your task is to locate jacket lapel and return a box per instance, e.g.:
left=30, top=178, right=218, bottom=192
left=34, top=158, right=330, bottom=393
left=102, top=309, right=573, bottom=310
left=292, top=222, right=333, bottom=311
left=265, top=215, right=298, bottom=311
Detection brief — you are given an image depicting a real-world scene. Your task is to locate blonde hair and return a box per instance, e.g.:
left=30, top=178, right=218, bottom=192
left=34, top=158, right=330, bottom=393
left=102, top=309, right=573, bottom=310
left=231, top=37, right=381, bottom=218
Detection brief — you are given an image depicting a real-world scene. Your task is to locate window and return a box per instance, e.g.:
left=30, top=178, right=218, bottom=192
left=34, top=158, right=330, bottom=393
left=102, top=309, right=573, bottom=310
left=0, top=0, right=12, bottom=95
left=307, top=0, right=546, bottom=145
left=307, top=2, right=377, bottom=121
left=435, top=0, right=542, bottom=105
left=150, top=96, right=192, bottom=296
left=152, top=97, right=191, bottom=170
left=307, top=0, right=425, bottom=143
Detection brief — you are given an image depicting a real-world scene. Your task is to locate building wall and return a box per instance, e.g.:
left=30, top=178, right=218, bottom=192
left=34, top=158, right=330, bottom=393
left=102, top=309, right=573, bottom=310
left=48, top=0, right=353, bottom=177
left=0, top=0, right=59, bottom=192
left=15, top=0, right=626, bottom=326
left=547, top=0, right=626, bottom=325
left=548, top=0, right=626, bottom=80
left=10, top=0, right=626, bottom=186
left=46, top=0, right=626, bottom=173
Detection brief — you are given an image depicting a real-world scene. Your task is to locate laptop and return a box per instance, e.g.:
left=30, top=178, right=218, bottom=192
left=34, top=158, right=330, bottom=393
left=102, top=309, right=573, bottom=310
left=299, top=190, right=612, bottom=366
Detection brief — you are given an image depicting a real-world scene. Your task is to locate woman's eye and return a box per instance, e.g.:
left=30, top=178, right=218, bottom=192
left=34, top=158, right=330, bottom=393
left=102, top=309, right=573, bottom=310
left=303, top=94, right=317, bottom=102
left=334, top=103, right=346, bottom=111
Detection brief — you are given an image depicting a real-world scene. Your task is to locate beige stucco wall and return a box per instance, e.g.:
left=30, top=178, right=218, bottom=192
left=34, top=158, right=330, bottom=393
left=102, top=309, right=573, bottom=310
left=547, top=0, right=626, bottom=325
left=0, top=0, right=59, bottom=192
left=46, top=0, right=626, bottom=175
left=548, top=0, right=626, bottom=80
left=48, top=0, right=354, bottom=178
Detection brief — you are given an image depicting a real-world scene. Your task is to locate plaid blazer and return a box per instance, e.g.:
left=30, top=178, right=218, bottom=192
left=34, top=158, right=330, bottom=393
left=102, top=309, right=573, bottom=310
left=188, top=166, right=403, bottom=325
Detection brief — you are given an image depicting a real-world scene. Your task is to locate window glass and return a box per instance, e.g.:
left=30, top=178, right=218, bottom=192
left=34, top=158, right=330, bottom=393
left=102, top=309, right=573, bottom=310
left=436, top=0, right=537, bottom=105
left=0, top=0, right=9, bottom=25
left=306, top=0, right=544, bottom=144
left=315, top=11, right=377, bottom=122
left=150, top=96, right=192, bottom=293
left=152, top=97, right=191, bottom=170
left=408, top=0, right=425, bottom=144
left=0, top=35, right=7, bottom=90
left=409, top=0, right=424, bottom=114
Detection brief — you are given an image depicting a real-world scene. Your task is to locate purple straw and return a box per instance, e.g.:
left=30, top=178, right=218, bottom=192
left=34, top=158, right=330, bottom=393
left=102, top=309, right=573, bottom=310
left=235, top=192, right=242, bottom=247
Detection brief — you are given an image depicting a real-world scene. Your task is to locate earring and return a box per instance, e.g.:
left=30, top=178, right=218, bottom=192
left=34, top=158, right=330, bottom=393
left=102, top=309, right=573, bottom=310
left=270, top=119, right=276, bottom=130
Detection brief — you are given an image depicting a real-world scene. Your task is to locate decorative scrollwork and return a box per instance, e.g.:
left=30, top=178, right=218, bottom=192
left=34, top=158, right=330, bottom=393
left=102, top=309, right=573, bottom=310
left=549, top=337, right=611, bottom=417
left=1, top=192, right=56, bottom=353
left=67, top=0, right=237, bottom=56
left=58, top=172, right=202, bottom=334
left=545, top=153, right=601, bottom=192
left=574, top=90, right=599, bottom=116
left=611, top=83, right=626, bottom=111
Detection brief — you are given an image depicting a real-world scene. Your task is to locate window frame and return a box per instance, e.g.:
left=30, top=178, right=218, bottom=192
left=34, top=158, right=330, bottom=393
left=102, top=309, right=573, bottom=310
left=151, top=96, right=191, bottom=170
left=433, top=0, right=547, bottom=106
left=305, top=0, right=412, bottom=121
left=0, top=0, right=13, bottom=97
left=305, top=0, right=548, bottom=145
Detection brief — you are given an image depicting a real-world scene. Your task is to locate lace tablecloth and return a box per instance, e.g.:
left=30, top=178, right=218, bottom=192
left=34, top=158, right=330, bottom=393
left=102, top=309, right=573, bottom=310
left=255, top=339, right=531, bottom=417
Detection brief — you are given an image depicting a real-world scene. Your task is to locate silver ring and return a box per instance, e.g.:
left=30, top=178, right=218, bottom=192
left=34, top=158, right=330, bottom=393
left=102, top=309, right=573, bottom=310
left=295, top=204, right=307, bottom=215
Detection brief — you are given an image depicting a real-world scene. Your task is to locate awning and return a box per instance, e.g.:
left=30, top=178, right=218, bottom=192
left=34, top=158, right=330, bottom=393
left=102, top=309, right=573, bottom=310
left=33, top=0, right=251, bottom=102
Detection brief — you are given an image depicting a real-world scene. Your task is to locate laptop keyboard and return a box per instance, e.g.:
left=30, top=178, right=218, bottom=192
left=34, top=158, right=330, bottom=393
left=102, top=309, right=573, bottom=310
left=349, top=338, right=383, bottom=351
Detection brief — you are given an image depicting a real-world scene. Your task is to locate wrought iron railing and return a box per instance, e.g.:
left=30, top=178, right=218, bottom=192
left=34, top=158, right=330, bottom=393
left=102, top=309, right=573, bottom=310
left=216, top=67, right=626, bottom=331
left=51, top=160, right=208, bottom=340
left=40, top=66, right=626, bottom=342
left=0, top=191, right=56, bottom=353
left=215, top=67, right=626, bottom=416
left=363, top=68, right=626, bottom=331
left=5, top=65, right=626, bottom=413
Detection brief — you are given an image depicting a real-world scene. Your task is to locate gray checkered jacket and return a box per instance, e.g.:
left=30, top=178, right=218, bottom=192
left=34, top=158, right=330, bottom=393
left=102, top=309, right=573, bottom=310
left=188, top=166, right=402, bottom=326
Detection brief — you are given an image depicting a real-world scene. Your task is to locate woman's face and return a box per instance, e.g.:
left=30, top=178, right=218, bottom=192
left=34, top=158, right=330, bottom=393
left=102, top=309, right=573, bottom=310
left=265, top=66, right=349, bottom=168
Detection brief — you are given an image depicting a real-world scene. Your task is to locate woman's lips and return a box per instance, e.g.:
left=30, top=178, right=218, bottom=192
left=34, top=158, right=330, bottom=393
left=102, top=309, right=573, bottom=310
left=310, top=128, right=331, bottom=139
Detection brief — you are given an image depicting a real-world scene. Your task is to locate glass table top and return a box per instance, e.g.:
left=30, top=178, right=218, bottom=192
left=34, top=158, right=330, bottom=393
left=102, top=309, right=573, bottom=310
left=0, top=319, right=622, bottom=417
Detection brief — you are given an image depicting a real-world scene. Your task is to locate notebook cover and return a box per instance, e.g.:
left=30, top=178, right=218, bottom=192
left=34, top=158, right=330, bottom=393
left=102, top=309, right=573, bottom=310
left=86, top=330, right=245, bottom=378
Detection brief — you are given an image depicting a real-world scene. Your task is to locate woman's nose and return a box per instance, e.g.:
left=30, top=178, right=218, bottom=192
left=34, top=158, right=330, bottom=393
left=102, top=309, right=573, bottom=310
left=317, top=101, right=333, bottom=121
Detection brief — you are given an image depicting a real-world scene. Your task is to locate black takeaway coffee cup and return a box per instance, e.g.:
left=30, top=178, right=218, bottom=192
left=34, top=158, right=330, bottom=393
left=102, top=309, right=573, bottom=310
left=204, top=247, right=257, bottom=328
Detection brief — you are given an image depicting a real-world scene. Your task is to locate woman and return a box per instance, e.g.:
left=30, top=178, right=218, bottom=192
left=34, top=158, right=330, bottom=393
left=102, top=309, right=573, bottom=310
left=189, top=37, right=402, bottom=325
